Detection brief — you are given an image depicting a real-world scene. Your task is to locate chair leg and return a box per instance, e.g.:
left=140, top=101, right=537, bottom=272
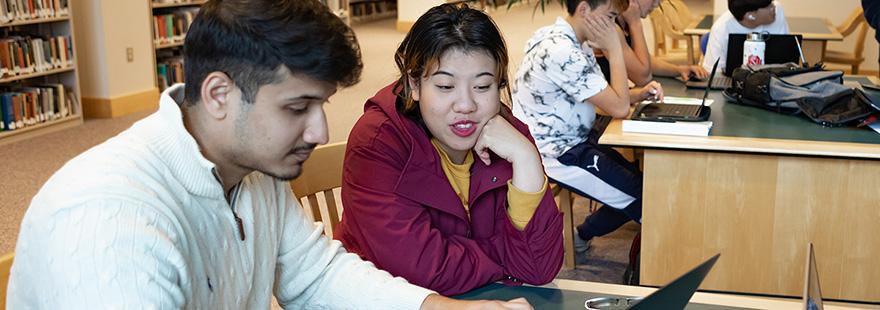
left=852, top=64, right=860, bottom=75
left=560, top=189, right=576, bottom=270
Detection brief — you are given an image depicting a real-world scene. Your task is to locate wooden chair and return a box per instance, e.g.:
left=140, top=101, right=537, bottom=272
left=551, top=184, right=602, bottom=270
left=823, top=8, right=869, bottom=74
left=551, top=184, right=577, bottom=270
left=1, top=252, right=13, bottom=310
left=290, top=141, right=346, bottom=237
left=649, top=7, right=696, bottom=65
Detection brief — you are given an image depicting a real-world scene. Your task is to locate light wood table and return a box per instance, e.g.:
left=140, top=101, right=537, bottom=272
left=683, top=15, right=844, bottom=65
left=456, top=279, right=880, bottom=309
left=598, top=76, right=880, bottom=303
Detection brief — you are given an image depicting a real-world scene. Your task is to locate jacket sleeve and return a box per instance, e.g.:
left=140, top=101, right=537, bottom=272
left=491, top=113, right=564, bottom=288
left=341, top=125, right=508, bottom=296
left=491, top=176, right=563, bottom=287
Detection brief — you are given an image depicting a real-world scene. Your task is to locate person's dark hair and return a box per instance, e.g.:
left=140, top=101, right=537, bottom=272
left=394, top=3, right=510, bottom=126
left=728, top=0, right=772, bottom=21
left=564, top=0, right=628, bottom=16
left=183, top=0, right=362, bottom=105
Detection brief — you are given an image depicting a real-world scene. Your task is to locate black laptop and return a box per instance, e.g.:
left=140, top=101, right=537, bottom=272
left=687, top=34, right=804, bottom=90
left=584, top=254, right=721, bottom=310
left=631, top=58, right=718, bottom=122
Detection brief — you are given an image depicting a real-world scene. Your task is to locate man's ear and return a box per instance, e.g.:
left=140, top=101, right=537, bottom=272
left=407, top=75, right=421, bottom=102
left=577, top=1, right=589, bottom=18
left=199, top=72, right=235, bottom=120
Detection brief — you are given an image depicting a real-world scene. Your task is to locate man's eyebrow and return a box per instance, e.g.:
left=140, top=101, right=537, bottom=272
left=284, top=94, right=325, bottom=101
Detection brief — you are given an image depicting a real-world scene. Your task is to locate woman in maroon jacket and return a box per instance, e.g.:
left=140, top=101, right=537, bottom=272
left=334, top=3, right=563, bottom=295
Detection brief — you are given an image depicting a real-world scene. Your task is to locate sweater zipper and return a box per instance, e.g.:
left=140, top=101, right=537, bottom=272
left=229, top=184, right=245, bottom=241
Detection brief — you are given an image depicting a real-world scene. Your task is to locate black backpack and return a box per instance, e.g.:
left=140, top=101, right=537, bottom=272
left=723, top=63, right=878, bottom=127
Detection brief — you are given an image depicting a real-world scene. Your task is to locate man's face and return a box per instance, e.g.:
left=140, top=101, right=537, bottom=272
left=227, top=68, right=333, bottom=181
left=584, top=1, right=618, bottom=23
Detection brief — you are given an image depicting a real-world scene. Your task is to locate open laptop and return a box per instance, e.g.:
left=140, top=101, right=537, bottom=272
left=804, top=243, right=824, bottom=310
left=584, top=254, right=721, bottom=310
left=687, top=34, right=804, bottom=90
left=631, top=58, right=718, bottom=122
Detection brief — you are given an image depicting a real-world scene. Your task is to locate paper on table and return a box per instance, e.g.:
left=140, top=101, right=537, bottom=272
left=642, top=96, right=714, bottom=106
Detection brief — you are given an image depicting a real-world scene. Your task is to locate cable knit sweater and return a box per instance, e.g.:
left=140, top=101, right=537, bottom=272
left=7, top=84, right=433, bottom=309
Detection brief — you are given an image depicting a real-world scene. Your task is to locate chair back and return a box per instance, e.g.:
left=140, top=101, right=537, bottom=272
left=838, top=8, right=869, bottom=57
left=1, top=253, right=13, bottom=310
left=290, top=141, right=346, bottom=236
left=649, top=9, right=668, bottom=55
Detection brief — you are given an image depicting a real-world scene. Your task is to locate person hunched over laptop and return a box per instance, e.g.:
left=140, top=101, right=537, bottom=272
left=703, top=0, right=791, bottom=74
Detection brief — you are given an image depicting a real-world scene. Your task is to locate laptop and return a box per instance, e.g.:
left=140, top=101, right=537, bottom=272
left=725, top=33, right=805, bottom=76
left=803, top=243, right=824, bottom=310
left=631, top=58, right=719, bottom=122
left=686, top=34, right=804, bottom=90
left=585, top=254, right=721, bottom=310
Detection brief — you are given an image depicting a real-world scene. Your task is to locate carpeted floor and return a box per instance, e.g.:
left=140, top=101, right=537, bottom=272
left=0, top=1, right=692, bottom=285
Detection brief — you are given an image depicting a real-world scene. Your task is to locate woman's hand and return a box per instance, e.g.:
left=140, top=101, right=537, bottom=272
left=677, top=65, right=709, bottom=81
left=474, top=115, right=544, bottom=193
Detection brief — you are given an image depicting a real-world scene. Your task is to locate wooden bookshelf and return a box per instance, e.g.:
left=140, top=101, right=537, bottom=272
left=149, top=1, right=353, bottom=92
left=155, top=41, right=183, bottom=50
left=151, top=1, right=206, bottom=9
left=149, top=0, right=202, bottom=91
left=1, top=16, right=69, bottom=27
left=0, top=0, right=84, bottom=147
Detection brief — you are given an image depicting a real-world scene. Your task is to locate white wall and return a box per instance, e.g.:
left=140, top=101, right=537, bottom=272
left=73, top=0, right=157, bottom=99
left=72, top=0, right=109, bottom=98
left=398, top=0, right=445, bottom=23
left=713, top=0, right=878, bottom=71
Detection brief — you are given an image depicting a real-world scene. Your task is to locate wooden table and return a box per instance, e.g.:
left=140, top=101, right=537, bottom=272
left=598, top=76, right=880, bottom=302
left=683, top=15, right=844, bottom=65
left=456, top=280, right=880, bottom=309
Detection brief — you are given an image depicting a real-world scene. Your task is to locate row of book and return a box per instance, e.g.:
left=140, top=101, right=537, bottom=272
left=0, top=84, right=75, bottom=131
left=157, top=57, right=183, bottom=91
left=151, top=0, right=202, bottom=5
left=153, top=9, right=197, bottom=45
left=0, top=0, right=69, bottom=23
left=0, top=35, right=73, bottom=79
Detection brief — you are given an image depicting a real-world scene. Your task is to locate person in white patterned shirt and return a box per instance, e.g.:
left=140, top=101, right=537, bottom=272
left=512, top=0, right=653, bottom=257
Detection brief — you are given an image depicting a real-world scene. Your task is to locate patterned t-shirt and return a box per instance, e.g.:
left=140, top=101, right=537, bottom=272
left=512, top=17, right=608, bottom=159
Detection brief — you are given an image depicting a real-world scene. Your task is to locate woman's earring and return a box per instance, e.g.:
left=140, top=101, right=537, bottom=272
left=748, top=14, right=757, bottom=21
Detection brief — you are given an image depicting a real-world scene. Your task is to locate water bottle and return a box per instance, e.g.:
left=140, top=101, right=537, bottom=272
left=742, top=32, right=767, bottom=68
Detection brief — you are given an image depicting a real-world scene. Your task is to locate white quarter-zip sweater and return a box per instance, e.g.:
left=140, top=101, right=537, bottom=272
left=8, top=84, right=433, bottom=309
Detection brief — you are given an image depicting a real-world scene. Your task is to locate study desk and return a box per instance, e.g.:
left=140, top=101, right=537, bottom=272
left=598, top=77, right=880, bottom=302
left=682, top=15, right=844, bottom=65
left=455, top=280, right=880, bottom=309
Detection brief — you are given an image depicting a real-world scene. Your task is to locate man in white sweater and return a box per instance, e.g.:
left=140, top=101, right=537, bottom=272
left=7, top=1, right=531, bottom=309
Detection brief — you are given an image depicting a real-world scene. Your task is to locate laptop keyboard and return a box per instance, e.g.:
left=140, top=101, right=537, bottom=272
left=712, top=76, right=732, bottom=89
left=652, top=104, right=701, bottom=117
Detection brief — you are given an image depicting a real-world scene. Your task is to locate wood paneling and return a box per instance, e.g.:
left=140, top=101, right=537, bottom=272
left=640, top=149, right=880, bottom=302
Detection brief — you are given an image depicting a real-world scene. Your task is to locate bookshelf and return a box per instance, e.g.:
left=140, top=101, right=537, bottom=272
left=349, top=0, right=396, bottom=23
left=149, top=0, right=202, bottom=92
left=0, top=0, right=84, bottom=147
left=149, top=0, right=356, bottom=92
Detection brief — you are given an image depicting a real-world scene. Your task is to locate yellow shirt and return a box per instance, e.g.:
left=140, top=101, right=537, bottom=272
left=430, top=139, right=547, bottom=230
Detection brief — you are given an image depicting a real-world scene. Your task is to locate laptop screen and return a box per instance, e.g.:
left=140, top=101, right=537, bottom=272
left=725, top=34, right=804, bottom=76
